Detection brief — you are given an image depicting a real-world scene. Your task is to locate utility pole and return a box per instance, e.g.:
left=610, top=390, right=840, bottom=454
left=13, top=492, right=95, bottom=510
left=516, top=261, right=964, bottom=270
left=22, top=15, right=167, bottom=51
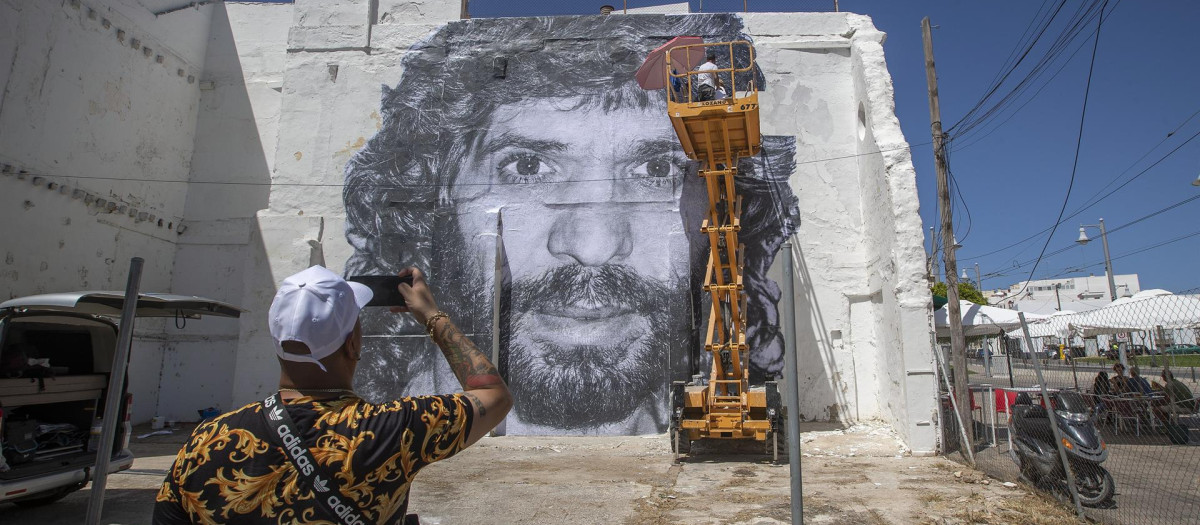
left=974, top=263, right=981, bottom=291
left=929, top=226, right=939, bottom=280
left=923, top=17, right=973, bottom=457
left=1054, top=283, right=1063, bottom=311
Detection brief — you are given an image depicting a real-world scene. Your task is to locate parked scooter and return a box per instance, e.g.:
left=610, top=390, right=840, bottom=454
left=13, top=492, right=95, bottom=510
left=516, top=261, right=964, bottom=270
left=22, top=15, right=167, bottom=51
left=1008, top=390, right=1115, bottom=507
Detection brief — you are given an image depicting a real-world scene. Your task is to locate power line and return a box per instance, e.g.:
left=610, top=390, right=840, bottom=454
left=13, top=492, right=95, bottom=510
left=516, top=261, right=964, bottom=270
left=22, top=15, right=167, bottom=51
left=949, top=0, right=1070, bottom=134
left=1036, top=228, right=1200, bottom=279
left=981, top=193, right=1200, bottom=278
left=950, top=0, right=1112, bottom=140
left=1, top=141, right=932, bottom=189
left=958, top=120, right=1200, bottom=263
left=1008, top=0, right=1108, bottom=299
left=950, top=5, right=1112, bottom=153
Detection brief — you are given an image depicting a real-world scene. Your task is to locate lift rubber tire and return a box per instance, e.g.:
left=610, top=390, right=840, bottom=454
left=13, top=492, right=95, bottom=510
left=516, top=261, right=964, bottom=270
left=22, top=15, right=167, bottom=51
left=671, top=427, right=691, bottom=454
left=766, top=431, right=780, bottom=463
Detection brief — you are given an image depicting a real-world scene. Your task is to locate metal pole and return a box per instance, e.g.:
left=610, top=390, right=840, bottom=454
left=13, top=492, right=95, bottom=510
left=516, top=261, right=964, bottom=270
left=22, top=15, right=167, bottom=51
left=1004, top=333, right=1016, bottom=388
left=932, top=344, right=975, bottom=465
left=1098, top=219, right=1117, bottom=301
left=86, top=257, right=143, bottom=525
left=923, top=16, right=973, bottom=455
left=1097, top=218, right=1127, bottom=371
left=1019, top=312, right=1086, bottom=519
left=780, top=242, right=803, bottom=525
left=491, top=212, right=505, bottom=436
left=974, top=263, right=981, bottom=291
left=984, top=335, right=993, bottom=378
left=928, top=226, right=938, bottom=280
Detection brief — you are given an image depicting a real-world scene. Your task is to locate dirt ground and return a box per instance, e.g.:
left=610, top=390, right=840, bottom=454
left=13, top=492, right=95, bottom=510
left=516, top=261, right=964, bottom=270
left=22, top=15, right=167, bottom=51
left=0, top=423, right=1082, bottom=525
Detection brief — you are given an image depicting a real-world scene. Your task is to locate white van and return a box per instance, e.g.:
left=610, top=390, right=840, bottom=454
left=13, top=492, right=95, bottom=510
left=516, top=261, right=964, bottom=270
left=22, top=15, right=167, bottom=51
left=0, top=292, right=240, bottom=507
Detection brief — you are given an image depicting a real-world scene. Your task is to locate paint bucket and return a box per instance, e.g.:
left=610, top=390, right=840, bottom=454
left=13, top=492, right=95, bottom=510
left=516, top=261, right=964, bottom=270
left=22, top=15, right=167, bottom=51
left=151, top=416, right=164, bottom=430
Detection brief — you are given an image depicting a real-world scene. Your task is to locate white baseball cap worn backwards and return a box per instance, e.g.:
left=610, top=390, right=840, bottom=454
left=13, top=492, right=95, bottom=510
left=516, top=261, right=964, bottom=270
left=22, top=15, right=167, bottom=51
left=268, top=265, right=373, bottom=372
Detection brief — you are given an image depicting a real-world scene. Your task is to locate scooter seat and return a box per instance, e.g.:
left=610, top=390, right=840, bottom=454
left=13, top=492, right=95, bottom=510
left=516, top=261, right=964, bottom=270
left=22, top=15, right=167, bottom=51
left=1012, top=405, right=1055, bottom=442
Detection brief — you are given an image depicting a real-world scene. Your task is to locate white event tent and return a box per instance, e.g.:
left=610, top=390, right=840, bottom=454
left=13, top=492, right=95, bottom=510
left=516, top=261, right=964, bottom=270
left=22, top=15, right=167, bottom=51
left=935, top=300, right=1046, bottom=337
left=1026, top=310, right=1077, bottom=338
left=1068, top=289, right=1200, bottom=337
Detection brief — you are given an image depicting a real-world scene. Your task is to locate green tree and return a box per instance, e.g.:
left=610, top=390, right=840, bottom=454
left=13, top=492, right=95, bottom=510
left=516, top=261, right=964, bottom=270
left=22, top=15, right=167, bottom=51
left=932, top=281, right=986, bottom=306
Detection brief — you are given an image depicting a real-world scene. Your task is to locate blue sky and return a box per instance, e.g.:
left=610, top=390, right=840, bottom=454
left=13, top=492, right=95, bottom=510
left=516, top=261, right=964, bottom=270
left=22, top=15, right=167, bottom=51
left=470, top=0, right=1200, bottom=293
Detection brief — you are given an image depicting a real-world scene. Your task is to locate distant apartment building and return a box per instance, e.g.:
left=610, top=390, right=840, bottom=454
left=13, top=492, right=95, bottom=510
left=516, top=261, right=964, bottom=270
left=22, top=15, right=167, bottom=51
left=986, top=274, right=1141, bottom=315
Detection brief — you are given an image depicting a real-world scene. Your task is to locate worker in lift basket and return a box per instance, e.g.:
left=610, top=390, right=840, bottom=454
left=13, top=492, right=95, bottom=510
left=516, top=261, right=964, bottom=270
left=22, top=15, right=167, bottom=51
left=695, top=53, right=727, bottom=101
left=153, top=265, right=511, bottom=525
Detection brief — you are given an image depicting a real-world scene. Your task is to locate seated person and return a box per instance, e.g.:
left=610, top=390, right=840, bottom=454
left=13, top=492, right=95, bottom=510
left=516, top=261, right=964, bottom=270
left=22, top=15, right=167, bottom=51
left=1109, top=363, right=1131, bottom=394
left=1128, top=366, right=1153, bottom=395
left=1158, top=370, right=1198, bottom=419
left=1092, top=371, right=1111, bottom=397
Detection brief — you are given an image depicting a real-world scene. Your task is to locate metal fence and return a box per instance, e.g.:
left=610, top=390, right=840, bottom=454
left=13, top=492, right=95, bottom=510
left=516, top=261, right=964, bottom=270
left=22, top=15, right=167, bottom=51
left=939, top=288, right=1200, bottom=524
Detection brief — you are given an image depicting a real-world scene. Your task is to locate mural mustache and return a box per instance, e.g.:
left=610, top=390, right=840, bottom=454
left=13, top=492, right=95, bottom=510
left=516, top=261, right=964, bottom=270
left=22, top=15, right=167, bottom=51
left=506, top=264, right=677, bottom=430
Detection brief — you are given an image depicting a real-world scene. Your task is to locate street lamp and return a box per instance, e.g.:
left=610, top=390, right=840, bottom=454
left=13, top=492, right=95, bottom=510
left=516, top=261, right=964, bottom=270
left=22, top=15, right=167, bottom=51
left=1076, top=219, right=1118, bottom=301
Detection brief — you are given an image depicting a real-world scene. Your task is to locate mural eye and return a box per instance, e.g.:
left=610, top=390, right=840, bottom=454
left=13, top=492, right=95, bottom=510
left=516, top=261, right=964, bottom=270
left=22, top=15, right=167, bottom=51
left=497, top=153, right=553, bottom=183
left=631, top=157, right=682, bottom=188
left=516, top=155, right=541, bottom=176
left=646, top=159, right=673, bottom=179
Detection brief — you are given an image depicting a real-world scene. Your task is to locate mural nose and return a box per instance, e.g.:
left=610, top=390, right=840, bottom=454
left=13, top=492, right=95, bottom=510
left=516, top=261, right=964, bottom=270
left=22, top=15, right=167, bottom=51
left=547, top=210, right=634, bottom=267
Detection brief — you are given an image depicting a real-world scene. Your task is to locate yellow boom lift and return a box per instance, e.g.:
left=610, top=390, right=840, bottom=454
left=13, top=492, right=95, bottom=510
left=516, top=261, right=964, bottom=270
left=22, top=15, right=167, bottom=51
left=664, top=42, right=783, bottom=459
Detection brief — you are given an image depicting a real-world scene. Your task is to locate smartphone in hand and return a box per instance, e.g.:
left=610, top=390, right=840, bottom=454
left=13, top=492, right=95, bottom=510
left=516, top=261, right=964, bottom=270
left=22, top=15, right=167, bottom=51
left=348, top=275, right=414, bottom=307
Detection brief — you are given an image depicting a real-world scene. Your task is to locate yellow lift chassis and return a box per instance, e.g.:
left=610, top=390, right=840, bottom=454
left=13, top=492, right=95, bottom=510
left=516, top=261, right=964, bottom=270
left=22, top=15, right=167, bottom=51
left=665, top=41, right=783, bottom=460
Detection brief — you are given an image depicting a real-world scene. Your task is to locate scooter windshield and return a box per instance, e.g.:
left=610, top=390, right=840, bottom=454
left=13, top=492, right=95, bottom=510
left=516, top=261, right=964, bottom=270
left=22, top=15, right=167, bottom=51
left=1053, top=391, right=1090, bottom=414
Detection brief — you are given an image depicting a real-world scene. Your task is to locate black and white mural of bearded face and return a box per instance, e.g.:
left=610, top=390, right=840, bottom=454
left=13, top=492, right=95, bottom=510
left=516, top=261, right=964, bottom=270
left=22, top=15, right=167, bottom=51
left=343, top=14, right=799, bottom=435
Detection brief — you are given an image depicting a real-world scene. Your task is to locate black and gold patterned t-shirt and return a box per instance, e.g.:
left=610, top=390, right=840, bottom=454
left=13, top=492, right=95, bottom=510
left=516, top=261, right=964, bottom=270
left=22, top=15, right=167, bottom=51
left=153, top=393, right=473, bottom=524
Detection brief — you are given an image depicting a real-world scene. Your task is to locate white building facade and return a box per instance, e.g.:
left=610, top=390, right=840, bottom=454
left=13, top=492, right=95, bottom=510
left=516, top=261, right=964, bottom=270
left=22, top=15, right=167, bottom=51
left=987, top=274, right=1141, bottom=315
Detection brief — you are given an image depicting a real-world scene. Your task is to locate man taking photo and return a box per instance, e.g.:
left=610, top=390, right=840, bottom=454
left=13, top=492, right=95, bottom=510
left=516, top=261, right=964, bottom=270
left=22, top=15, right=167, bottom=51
left=153, top=265, right=511, bottom=524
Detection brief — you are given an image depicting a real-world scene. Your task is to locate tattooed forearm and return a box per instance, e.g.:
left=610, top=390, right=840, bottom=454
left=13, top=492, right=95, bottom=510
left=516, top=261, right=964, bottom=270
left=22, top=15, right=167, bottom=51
left=430, top=317, right=505, bottom=390
left=463, top=392, right=486, bottom=416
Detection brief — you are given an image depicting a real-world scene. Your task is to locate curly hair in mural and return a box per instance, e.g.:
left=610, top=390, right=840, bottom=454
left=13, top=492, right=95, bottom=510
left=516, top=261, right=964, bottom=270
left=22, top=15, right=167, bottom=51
left=343, top=13, right=798, bottom=434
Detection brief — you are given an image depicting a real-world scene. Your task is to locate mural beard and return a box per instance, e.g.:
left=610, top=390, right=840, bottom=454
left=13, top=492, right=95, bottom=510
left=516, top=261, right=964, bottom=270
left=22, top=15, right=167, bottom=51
left=504, top=264, right=685, bottom=430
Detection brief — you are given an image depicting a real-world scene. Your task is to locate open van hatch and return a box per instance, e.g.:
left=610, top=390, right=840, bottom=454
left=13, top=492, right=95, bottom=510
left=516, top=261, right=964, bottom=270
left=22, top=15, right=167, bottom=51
left=0, top=291, right=242, bottom=505
left=0, top=292, right=244, bottom=319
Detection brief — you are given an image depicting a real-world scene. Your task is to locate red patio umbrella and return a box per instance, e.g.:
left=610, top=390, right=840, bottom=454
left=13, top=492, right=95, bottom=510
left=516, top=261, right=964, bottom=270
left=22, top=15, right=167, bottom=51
left=635, top=36, right=705, bottom=90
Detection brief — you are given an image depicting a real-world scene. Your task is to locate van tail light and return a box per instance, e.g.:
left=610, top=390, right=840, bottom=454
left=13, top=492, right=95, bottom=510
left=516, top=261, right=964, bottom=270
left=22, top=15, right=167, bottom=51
left=119, top=393, right=133, bottom=451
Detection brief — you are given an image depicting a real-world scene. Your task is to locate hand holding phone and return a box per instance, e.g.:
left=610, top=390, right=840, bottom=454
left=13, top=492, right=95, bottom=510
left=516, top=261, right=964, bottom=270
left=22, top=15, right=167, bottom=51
left=348, top=275, right=414, bottom=307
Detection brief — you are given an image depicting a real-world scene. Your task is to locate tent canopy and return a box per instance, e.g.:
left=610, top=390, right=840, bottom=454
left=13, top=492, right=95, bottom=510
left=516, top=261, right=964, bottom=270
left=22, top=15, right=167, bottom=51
left=935, top=300, right=1046, bottom=337
left=1069, top=291, right=1200, bottom=337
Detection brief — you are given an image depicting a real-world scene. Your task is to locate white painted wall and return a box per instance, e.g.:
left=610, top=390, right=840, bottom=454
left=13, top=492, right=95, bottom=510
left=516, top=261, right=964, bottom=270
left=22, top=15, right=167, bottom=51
left=740, top=13, right=936, bottom=452
left=1, top=0, right=936, bottom=451
left=221, top=3, right=935, bottom=451
left=0, top=0, right=214, bottom=422
left=160, top=1, right=293, bottom=422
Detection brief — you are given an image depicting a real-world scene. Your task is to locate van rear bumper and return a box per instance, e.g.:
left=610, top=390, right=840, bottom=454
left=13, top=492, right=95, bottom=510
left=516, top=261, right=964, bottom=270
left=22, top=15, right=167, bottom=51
left=0, top=450, right=134, bottom=504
